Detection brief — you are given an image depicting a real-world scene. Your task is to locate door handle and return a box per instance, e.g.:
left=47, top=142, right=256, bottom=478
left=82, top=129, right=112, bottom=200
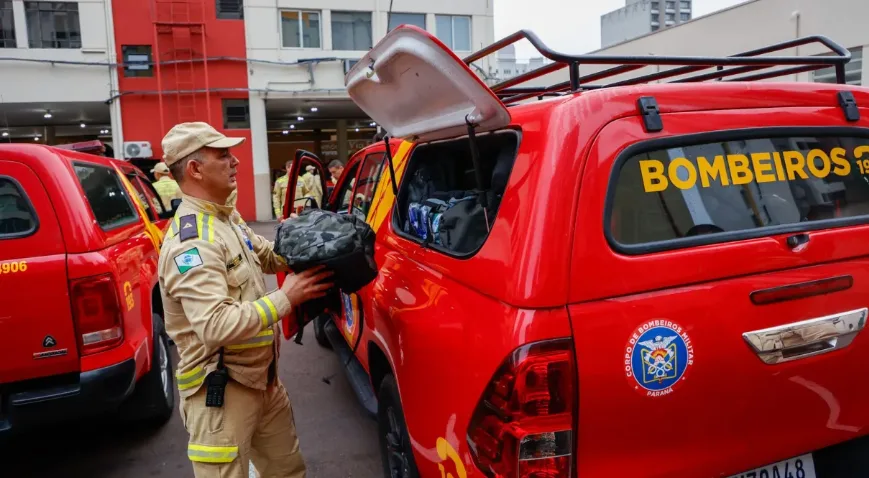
left=743, top=308, right=867, bottom=365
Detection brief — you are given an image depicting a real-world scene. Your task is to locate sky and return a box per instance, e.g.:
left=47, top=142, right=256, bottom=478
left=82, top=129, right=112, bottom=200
left=494, top=0, right=750, bottom=59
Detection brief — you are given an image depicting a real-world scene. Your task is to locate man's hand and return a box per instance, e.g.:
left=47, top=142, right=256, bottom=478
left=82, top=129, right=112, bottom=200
left=280, top=213, right=299, bottom=224
left=281, top=265, right=334, bottom=306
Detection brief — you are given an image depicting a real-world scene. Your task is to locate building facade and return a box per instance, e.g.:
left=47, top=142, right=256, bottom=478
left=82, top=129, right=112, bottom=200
left=602, top=0, right=693, bottom=48
left=495, top=44, right=551, bottom=81
left=0, top=0, right=495, bottom=221
left=526, top=0, right=865, bottom=93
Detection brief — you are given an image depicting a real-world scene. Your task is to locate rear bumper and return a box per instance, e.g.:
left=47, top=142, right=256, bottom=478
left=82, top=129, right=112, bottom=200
left=0, top=359, right=137, bottom=437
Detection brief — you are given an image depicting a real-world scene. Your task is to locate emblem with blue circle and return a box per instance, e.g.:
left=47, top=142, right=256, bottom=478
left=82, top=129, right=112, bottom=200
left=625, top=320, right=694, bottom=397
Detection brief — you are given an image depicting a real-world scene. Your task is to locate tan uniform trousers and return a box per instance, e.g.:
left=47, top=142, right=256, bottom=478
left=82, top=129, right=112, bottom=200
left=181, top=378, right=305, bottom=478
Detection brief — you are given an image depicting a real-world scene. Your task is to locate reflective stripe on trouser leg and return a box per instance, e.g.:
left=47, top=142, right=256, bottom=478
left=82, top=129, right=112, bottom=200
left=182, top=381, right=261, bottom=478
left=250, top=380, right=306, bottom=478
left=188, top=444, right=239, bottom=463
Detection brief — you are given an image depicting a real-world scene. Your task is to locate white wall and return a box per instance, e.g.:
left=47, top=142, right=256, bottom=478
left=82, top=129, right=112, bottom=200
left=530, top=0, right=869, bottom=90
left=602, top=1, right=653, bottom=48
left=244, top=0, right=495, bottom=96
left=0, top=0, right=112, bottom=104
left=244, top=0, right=495, bottom=220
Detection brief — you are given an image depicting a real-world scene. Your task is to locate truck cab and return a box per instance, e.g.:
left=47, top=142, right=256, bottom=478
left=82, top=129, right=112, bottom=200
left=283, top=25, right=869, bottom=478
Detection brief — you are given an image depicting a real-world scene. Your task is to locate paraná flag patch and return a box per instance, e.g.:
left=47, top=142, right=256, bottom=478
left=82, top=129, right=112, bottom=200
left=174, top=247, right=203, bottom=274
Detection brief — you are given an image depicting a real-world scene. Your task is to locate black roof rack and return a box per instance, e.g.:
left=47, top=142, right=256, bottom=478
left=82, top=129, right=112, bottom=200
left=463, top=30, right=853, bottom=106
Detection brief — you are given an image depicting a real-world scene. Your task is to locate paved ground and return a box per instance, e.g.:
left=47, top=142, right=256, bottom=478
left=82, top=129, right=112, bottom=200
left=0, top=222, right=381, bottom=478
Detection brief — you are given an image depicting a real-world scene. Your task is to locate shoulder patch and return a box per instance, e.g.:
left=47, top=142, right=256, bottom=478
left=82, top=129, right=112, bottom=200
left=178, top=214, right=199, bottom=242
left=174, top=247, right=203, bottom=274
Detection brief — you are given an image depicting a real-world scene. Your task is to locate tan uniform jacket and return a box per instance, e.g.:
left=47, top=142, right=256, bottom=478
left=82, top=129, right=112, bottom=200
left=158, top=194, right=291, bottom=399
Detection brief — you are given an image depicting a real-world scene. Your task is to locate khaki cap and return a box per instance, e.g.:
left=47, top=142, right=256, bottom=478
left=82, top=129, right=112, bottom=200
left=161, top=122, right=245, bottom=166
left=151, top=162, right=170, bottom=174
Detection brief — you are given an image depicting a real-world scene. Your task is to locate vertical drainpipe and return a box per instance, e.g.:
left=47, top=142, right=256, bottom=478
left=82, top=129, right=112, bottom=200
left=103, top=0, right=125, bottom=158
left=791, top=10, right=801, bottom=83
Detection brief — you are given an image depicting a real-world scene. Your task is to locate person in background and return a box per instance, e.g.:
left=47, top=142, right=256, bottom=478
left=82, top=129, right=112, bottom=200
left=151, top=162, right=180, bottom=210
left=298, top=165, right=323, bottom=208
left=272, top=159, right=304, bottom=219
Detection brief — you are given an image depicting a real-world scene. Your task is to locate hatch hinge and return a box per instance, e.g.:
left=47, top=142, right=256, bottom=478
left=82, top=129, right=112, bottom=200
left=837, top=91, right=860, bottom=122
left=637, top=96, right=663, bottom=133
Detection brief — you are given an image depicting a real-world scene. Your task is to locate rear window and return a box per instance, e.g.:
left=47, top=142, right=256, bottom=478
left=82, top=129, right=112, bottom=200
left=73, top=163, right=138, bottom=230
left=0, top=177, right=38, bottom=238
left=608, top=132, right=869, bottom=252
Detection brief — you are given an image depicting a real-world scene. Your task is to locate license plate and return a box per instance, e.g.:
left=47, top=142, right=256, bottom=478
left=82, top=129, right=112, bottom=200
left=728, top=453, right=816, bottom=478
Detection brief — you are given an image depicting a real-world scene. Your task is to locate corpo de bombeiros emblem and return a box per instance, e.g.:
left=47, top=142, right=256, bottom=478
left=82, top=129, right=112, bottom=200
left=625, top=320, right=694, bottom=397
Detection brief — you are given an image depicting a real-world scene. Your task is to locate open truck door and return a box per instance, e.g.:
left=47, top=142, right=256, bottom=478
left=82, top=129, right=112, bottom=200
left=277, top=149, right=330, bottom=340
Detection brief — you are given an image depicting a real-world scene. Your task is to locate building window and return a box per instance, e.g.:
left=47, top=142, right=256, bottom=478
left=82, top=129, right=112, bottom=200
left=25, top=2, right=81, bottom=49
left=651, top=1, right=659, bottom=9
left=331, top=11, right=372, bottom=51
left=813, top=47, right=863, bottom=86
left=435, top=15, right=471, bottom=52
left=680, top=12, right=690, bottom=20
left=666, top=1, right=675, bottom=9
left=651, top=12, right=658, bottom=22
left=122, top=45, right=153, bottom=78
left=0, top=1, right=15, bottom=48
left=216, top=0, right=243, bottom=20
left=680, top=1, right=690, bottom=9
left=651, top=24, right=660, bottom=31
left=281, top=10, right=320, bottom=48
left=388, top=13, right=425, bottom=32
left=222, top=99, right=250, bottom=129
left=665, top=12, right=675, bottom=21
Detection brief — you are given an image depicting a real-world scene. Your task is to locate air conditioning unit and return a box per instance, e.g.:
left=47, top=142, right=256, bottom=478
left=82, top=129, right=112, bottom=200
left=123, top=141, right=153, bottom=159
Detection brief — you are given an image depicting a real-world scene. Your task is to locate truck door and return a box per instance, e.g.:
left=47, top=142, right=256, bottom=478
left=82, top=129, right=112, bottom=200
left=0, top=160, right=78, bottom=384
left=569, top=104, right=869, bottom=477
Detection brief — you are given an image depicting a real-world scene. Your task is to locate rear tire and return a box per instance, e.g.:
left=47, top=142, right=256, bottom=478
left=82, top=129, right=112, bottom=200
left=313, top=314, right=332, bottom=349
left=377, top=375, right=420, bottom=478
left=124, top=314, right=175, bottom=425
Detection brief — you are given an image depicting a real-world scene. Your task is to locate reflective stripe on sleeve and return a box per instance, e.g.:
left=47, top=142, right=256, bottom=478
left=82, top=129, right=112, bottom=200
left=253, top=297, right=278, bottom=329
left=169, top=217, right=180, bottom=237
left=226, top=329, right=275, bottom=351
left=187, top=444, right=239, bottom=463
left=176, top=366, right=206, bottom=390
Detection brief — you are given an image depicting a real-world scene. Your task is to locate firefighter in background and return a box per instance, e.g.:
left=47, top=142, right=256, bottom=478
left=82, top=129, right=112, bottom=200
left=299, top=165, right=323, bottom=207
left=272, top=159, right=304, bottom=219
left=157, top=121, right=333, bottom=477
left=151, top=162, right=180, bottom=210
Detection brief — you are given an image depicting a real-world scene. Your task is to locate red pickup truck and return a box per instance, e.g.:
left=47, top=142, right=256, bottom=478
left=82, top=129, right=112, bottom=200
left=0, top=144, right=176, bottom=436
left=283, top=26, right=869, bottom=478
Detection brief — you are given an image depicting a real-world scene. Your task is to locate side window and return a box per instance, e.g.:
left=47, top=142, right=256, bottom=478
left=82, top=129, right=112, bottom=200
left=73, top=163, right=138, bottom=230
left=608, top=134, right=869, bottom=252
left=131, top=174, right=168, bottom=220
left=332, top=162, right=361, bottom=214
left=0, top=177, right=38, bottom=238
left=351, top=153, right=386, bottom=219
left=393, top=131, right=519, bottom=256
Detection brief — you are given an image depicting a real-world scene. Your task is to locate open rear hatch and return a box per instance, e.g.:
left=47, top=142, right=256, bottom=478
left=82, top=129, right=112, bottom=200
left=345, top=24, right=511, bottom=142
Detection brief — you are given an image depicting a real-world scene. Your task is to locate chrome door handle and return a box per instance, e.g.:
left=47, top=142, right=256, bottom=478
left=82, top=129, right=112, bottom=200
left=743, top=308, right=867, bottom=365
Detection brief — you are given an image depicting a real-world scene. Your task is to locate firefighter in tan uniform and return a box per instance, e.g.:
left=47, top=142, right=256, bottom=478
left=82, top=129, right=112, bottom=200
left=157, top=122, right=333, bottom=478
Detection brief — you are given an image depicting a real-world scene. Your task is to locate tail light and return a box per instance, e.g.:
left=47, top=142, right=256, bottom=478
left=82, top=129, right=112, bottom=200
left=467, top=338, right=576, bottom=478
left=70, top=274, right=124, bottom=355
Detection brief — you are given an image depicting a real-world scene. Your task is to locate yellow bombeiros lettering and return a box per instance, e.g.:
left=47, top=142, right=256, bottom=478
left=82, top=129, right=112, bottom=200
left=639, top=159, right=668, bottom=192
left=751, top=152, right=776, bottom=183
left=0, top=261, right=27, bottom=274
left=831, top=147, right=851, bottom=176
left=668, top=157, right=697, bottom=190
left=806, top=149, right=831, bottom=179
left=636, top=144, right=869, bottom=193
left=727, top=154, right=754, bottom=185
left=698, top=156, right=729, bottom=188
